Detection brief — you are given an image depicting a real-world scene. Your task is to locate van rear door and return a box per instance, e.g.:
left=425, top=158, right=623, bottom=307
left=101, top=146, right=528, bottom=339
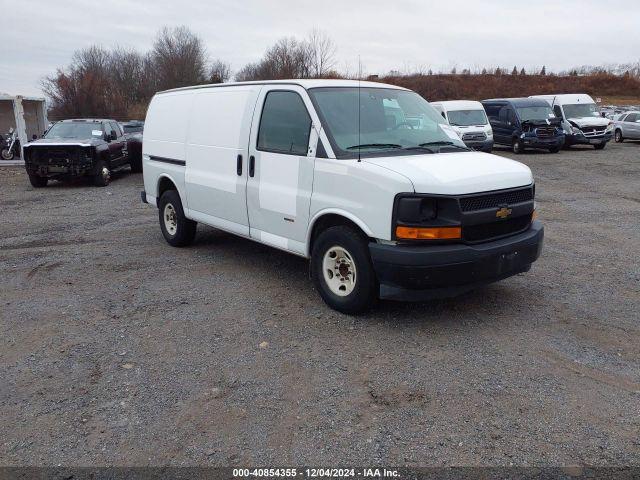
left=246, top=86, right=319, bottom=255
left=184, top=86, right=261, bottom=236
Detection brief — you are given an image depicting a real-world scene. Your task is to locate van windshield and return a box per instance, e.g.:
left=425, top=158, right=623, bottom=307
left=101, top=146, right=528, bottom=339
left=308, top=87, right=467, bottom=158
left=516, top=106, right=555, bottom=122
left=447, top=109, right=488, bottom=126
left=562, top=103, right=599, bottom=119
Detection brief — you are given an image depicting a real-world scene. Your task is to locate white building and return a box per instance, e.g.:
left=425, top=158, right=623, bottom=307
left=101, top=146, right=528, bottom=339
left=0, top=94, right=48, bottom=160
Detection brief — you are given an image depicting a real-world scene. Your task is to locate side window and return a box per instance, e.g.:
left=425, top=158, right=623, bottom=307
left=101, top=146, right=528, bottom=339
left=109, top=122, right=122, bottom=138
left=618, top=114, right=627, bottom=122
left=553, top=105, right=563, bottom=118
left=626, top=113, right=637, bottom=123
left=483, top=104, right=500, bottom=121
left=498, top=106, right=509, bottom=123
left=258, top=91, right=311, bottom=155
left=507, top=109, right=517, bottom=124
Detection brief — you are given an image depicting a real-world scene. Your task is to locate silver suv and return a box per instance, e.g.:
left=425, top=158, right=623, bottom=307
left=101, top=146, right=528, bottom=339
left=614, top=111, right=640, bottom=142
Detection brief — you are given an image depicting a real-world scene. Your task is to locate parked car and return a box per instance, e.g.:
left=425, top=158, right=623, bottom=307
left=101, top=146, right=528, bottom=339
left=481, top=98, right=564, bottom=153
left=613, top=111, right=640, bottom=142
left=430, top=100, right=493, bottom=152
left=22, top=118, right=143, bottom=188
left=120, top=120, right=144, bottom=134
left=140, top=80, right=543, bottom=314
left=530, top=94, right=613, bottom=149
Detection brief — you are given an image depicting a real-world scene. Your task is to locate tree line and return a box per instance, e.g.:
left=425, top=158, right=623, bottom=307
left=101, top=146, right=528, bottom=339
left=43, top=25, right=640, bottom=120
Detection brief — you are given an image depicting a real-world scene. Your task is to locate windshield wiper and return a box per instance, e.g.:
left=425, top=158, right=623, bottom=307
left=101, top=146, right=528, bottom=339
left=418, top=141, right=470, bottom=151
left=346, top=143, right=402, bottom=150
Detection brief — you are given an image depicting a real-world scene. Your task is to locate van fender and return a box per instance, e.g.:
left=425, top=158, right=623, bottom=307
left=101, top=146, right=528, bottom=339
left=306, top=208, right=375, bottom=257
left=155, top=172, right=187, bottom=208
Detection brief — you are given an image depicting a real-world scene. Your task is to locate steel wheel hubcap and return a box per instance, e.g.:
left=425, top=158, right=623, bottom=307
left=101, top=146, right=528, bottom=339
left=322, top=246, right=357, bottom=296
left=102, top=167, right=110, bottom=182
left=164, top=203, right=178, bottom=235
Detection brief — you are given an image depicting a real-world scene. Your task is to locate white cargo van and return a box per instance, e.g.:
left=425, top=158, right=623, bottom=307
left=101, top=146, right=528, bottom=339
left=529, top=94, right=613, bottom=149
left=142, top=80, right=543, bottom=313
left=430, top=100, right=493, bottom=152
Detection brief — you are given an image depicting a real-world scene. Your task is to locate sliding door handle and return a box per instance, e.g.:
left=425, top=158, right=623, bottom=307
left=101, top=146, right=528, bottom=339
left=249, top=155, right=255, bottom=177
left=236, top=154, right=243, bottom=176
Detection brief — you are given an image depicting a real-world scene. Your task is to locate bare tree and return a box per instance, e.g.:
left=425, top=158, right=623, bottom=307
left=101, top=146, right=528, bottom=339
left=209, top=59, right=231, bottom=83
left=306, top=29, right=336, bottom=77
left=151, top=26, right=208, bottom=91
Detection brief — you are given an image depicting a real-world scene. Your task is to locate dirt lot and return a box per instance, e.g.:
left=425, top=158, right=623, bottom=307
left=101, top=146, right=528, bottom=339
left=1, top=142, right=639, bottom=467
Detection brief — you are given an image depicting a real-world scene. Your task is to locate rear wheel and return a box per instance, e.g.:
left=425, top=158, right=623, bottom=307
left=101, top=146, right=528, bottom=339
left=594, top=142, right=606, bottom=150
left=614, top=130, right=623, bottom=143
left=311, top=226, right=377, bottom=314
left=92, top=159, right=111, bottom=187
left=158, top=190, right=197, bottom=247
left=512, top=138, right=524, bottom=154
left=28, top=174, right=48, bottom=188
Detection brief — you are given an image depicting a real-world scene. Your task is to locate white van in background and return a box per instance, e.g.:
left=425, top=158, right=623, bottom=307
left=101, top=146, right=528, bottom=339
left=430, top=100, right=493, bottom=152
left=530, top=94, right=613, bottom=149
left=141, top=80, right=543, bottom=313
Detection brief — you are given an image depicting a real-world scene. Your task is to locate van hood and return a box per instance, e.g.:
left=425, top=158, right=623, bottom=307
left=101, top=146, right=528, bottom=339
left=568, top=116, right=609, bottom=128
left=364, top=151, right=533, bottom=195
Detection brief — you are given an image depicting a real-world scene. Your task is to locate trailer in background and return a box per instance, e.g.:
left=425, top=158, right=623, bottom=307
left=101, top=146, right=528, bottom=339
left=0, top=94, right=48, bottom=160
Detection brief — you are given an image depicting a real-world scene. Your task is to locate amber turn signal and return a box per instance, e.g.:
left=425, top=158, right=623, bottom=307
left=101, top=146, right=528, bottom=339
left=531, top=210, right=537, bottom=220
left=396, top=226, right=462, bottom=240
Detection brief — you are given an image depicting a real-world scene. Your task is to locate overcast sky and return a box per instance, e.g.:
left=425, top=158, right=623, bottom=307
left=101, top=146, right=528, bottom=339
left=3, top=0, right=640, bottom=97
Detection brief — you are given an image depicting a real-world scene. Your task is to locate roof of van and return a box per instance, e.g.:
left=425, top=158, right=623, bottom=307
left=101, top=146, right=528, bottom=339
left=529, top=94, right=595, bottom=105
left=430, top=100, right=483, bottom=110
left=481, top=97, right=550, bottom=107
left=158, top=79, right=409, bottom=94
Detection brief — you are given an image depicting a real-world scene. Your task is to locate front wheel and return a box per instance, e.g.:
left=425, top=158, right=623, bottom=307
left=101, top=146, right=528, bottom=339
left=614, top=130, right=623, bottom=143
left=28, top=174, right=48, bottom=188
left=512, top=138, right=524, bottom=154
left=158, top=190, right=197, bottom=247
left=548, top=146, right=560, bottom=153
left=92, top=159, right=111, bottom=187
left=594, top=142, right=606, bottom=150
left=1, top=148, right=14, bottom=160
left=310, top=226, right=377, bottom=314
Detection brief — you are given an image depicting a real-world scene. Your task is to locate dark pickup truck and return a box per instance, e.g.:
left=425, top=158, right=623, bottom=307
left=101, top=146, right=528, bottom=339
left=23, top=119, right=142, bottom=188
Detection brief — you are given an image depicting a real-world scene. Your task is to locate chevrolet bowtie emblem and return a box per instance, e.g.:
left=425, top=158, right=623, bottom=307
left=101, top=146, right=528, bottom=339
left=496, top=207, right=512, bottom=219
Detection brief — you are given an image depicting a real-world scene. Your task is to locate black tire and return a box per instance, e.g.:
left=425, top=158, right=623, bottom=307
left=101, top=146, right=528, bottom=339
left=548, top=146, right=560, bottom=153
left=594, top=142, right=606, bottom=150
left=512, top=138, right=524, bottom=154
left=130, top=156, right=143, bottom=173
left=614, top=130, right=623, bottom=143
left=158, top=190, right=197, bottom=247
left=92, top=159, right=111, bottom=187
left=1, top=148, right=14, bottom=160
left=28, top=174, right=48, bottom=188
left=310, top=225, right=377, bottom=314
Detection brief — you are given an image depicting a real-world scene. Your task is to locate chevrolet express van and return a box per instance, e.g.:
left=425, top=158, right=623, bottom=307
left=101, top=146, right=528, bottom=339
left=141, top=80, right=543, bottom=313
left=482, top=98, right=564, bottom=153
left=430, top=100, right=493, bottom=152
left=530, top=94, right=613, bottom=149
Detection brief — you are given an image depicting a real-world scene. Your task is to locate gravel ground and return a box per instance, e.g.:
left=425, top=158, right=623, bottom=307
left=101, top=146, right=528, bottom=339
left=1, top=142, right=639, bottom=467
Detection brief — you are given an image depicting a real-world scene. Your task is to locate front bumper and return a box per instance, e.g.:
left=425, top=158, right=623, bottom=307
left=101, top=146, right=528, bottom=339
left=565, top=131, right=612, bottom=146
left=464, top=138, right=494, bottom=152
left=521, top=136, right=564, bottom=149
left=369, top=221, right=544, bottom=301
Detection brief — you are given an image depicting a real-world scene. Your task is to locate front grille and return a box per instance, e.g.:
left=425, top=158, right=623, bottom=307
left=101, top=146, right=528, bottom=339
left=459, top=187, right=533, bottom=212
left=462, top=132, right=487, bottom=142
left=536, top=126, right=556, bottom=138
left=581, top=126, right=607, bottom=137
left=463, top=215, right=532, bottom=242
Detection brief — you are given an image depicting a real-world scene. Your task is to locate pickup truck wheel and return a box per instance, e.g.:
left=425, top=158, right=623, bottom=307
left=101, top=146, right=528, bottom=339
left=311, top=226, right=377, bottom=314
left=158, top=190, right=197, bottom=247
left=512, top=138, right=524, bottom=154
left=92, top=160, right=111, bottom=187
left=594, top=142, right=606, bottom=150
left=548, top=146, right=560, bottom=153
left=614, top=130, right=623, bottom=143
left=130, top=156, right=143, bottom=173
left=28, top=174, right=48, bottom=188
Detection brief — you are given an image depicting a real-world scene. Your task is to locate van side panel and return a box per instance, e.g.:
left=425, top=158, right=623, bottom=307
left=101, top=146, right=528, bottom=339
left=184, top=86, right=261, bottom=233
left=143, top=92, right=193, bottom=206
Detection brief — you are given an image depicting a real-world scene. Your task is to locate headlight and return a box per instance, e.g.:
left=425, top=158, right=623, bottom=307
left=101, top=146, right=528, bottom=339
left=571, top=126, right=582, bottom=135
left=605, top=122, right=613, bottom=132
left=396, top=197, right=437, bottom=223
left=486, top=130, right=493, bottom=138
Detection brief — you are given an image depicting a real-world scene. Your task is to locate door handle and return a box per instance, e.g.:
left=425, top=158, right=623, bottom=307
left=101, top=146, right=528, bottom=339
left=249, top=155, right=255, bottom=177
left=237, top=154, right=243, bottom=176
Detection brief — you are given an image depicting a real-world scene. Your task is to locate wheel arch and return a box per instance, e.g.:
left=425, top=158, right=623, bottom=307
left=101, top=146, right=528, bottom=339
left=157, top=174, right=180, bottom=203
left=306, top=209, right=374, bottom=257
